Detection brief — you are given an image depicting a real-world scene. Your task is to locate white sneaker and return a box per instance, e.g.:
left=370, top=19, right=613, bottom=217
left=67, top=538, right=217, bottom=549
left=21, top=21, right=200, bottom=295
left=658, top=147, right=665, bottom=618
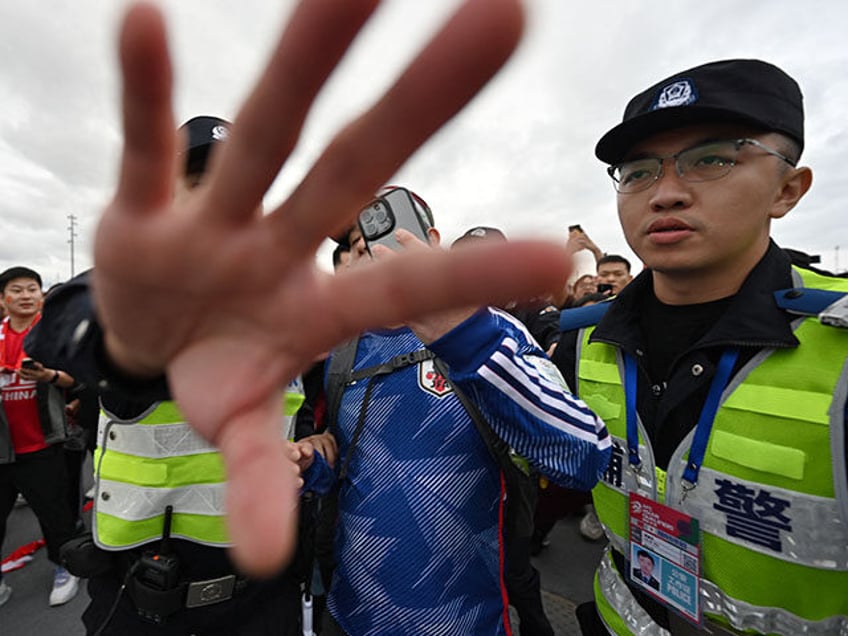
left=49, top=566, right=79, bottom=607
left=0, top=580, right=11, bottom=607
left=579, top=505, right=605, bottom=541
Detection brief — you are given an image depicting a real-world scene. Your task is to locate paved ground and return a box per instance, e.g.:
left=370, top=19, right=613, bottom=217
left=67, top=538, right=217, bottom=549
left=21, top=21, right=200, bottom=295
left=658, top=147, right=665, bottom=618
left=1, top=495, right=605, bottom=635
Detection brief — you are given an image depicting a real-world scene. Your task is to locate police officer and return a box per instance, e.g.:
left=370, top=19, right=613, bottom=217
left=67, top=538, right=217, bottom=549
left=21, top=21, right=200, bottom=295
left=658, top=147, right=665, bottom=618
left=552, top=59, right=848, bottom=635
left=28, top=117, right=309, bottom=635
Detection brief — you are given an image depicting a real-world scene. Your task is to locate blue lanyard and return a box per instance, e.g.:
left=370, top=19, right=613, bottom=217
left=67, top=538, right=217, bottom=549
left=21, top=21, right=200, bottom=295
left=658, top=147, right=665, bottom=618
left=623, top=348, right=739, bottom=488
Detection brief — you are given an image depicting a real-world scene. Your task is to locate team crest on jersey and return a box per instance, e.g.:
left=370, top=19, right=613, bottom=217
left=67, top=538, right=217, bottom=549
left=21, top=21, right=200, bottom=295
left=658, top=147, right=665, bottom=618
left=418, top=359, right=453, bottom=398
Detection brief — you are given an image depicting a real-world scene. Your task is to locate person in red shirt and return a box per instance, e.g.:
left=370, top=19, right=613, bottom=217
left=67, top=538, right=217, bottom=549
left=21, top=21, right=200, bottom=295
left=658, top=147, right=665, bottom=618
left=0, top=267, right=80, bottom=608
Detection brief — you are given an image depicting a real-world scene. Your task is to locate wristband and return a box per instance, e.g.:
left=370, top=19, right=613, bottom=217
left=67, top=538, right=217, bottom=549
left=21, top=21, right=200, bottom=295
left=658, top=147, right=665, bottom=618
left=49, top=370, right=60, bottom=385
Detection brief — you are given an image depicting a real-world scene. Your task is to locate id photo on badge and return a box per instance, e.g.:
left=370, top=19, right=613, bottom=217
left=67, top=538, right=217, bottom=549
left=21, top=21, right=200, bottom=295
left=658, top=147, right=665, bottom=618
left=631, top=546, right=661, bottom=591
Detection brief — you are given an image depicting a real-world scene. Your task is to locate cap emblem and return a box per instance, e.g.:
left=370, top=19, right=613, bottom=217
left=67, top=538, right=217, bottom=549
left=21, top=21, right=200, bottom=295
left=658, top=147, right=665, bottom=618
left=652, top=79, right=698, bottom=110
left=211, top=124, right=229, bottom=141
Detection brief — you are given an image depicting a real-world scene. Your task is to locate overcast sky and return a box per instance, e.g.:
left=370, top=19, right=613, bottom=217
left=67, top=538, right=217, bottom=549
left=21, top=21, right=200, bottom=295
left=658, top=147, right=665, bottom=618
left=2, top=0, right=847, bottom=286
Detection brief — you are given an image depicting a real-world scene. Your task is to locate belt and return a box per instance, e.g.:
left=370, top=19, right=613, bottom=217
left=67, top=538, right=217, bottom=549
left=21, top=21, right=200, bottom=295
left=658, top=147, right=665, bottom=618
left=186, top=574, right=246, bottom=608
left=128, top=573, right=249, bottom=622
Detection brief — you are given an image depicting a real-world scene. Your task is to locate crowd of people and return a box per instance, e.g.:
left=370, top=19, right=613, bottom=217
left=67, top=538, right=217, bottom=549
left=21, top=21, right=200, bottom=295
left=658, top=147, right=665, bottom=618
left=2, top=2, right=848, bottom=636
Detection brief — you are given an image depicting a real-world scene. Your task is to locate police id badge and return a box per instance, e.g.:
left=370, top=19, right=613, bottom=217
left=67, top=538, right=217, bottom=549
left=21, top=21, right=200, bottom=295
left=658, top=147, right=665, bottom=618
left=629, top=492, right=702, bottom=626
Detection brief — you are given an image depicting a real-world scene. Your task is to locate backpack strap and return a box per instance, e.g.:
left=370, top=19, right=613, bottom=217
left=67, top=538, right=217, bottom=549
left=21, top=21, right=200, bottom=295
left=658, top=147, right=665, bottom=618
left=324, top=338, right=360, bottom=433
left=432, top=359, right=529, bottom=478
left=328, top=343, right=436, bottom=480
left=432, top=359, right=536, bottom=541
left=325, top=339, right=438, bottom=432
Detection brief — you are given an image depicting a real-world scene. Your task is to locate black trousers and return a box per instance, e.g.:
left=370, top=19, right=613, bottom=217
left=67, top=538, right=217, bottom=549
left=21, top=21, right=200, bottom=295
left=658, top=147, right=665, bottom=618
left=64, top=446, right=87, bottom=528
left=505, top=535, right=555, bottom=636
left=82, top=568, right=301, bottom=636
left=0, top=445, right=79, bottom=570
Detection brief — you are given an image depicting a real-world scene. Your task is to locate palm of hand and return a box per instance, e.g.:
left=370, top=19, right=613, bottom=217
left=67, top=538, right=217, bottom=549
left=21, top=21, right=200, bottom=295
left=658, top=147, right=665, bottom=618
left=95, top=0, right=571, bottom=576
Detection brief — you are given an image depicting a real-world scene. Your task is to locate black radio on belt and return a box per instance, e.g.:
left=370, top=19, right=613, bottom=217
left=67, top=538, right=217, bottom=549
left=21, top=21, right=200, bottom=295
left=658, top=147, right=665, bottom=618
left=136, top=505, right=180, bottom=590
left=136, top=551, right=180, bottom=591
left=131, top=505, right=183, bottom=623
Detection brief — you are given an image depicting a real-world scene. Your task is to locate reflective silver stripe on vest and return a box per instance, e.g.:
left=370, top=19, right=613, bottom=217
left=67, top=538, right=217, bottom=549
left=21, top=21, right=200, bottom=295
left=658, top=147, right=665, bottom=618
left=832, top=360, right=848, bottom=529
left=700, top=578, right=848, bottom=635
left=97, top=479, right=226, bottom=521
left=598, top=546, right=670, bottom=636
left=606, top=528, right=628, bottom=556
left=98, top=420, right=217, bottom=458
left=600, top=545, right=848, bottom=636
left=666, top=463, right=848, bottom=569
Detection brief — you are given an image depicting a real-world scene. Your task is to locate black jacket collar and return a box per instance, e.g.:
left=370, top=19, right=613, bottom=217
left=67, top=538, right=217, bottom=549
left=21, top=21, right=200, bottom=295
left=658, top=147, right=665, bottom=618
left=591, top=241, right=799, bottom=354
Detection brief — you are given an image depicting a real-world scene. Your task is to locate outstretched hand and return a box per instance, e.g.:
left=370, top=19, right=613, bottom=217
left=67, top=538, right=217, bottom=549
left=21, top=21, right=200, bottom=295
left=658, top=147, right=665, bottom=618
left=94, top=0, right=572, bottom=576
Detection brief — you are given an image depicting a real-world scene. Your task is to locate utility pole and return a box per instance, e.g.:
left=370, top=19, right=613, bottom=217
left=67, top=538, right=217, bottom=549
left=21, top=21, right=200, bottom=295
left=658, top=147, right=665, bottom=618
left=67, top=214, right=78, bottom=278
left=836, top=245, right=840, bottom=275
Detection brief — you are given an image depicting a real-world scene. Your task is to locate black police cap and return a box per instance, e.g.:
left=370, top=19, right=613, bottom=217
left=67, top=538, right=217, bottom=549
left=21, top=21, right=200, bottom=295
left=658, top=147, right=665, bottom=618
left=595, top=59, right=804, bottom=164
left=178, top=115, right=231, bottom=176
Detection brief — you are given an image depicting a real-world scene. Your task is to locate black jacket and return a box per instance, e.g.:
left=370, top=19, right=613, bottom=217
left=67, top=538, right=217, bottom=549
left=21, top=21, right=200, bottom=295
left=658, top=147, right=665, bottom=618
left=552, top=240, right=848, bottom=629
left=553, top=241, right=803, bottom=470
left=0, top=381, right=68, bottom=464
left=25, top=271, right=170, bottom=421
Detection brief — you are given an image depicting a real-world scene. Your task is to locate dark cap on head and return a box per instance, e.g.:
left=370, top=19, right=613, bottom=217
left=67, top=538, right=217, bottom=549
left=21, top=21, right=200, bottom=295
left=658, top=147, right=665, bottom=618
left=595, top=59, right=804, bottom=164
left=0, top=266, right=42, bottom=292
left=179, top=115, right=231, bottom=175
left=452, top=226, right=507, bottom=248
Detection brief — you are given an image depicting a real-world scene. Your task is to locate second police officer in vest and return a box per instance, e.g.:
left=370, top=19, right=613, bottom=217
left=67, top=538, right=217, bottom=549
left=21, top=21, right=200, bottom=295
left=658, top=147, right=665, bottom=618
left=41, top=117, right=313, bottom=635
left=552, top=60, right=848, bottom=635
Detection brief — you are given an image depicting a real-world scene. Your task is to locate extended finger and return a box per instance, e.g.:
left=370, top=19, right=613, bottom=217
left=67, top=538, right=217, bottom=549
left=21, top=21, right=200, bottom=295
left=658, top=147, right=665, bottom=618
left=307, top=239, right=569, bottom=355
left=203, top=0, right=380, bottom=224
left=217, top=400, right=300, bottom=576
left=113, top=3, right=177, bottom=213
left=271, top=0, right=525, bottom=256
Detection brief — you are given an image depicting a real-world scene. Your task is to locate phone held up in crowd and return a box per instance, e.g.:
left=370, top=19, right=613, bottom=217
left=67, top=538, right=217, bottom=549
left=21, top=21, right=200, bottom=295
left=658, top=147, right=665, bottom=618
left=358, top=187, right=430, bottom=254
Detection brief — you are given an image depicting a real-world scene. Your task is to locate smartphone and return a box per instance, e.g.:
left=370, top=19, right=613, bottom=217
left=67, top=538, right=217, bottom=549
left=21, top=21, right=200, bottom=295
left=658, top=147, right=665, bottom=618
left=568, top=224, right=583, bottom=233
left=21, top=358, right=38, bottom=370
left=358, top=187, right=430, bottom=253
left=597, top=283, right=614, bottom=295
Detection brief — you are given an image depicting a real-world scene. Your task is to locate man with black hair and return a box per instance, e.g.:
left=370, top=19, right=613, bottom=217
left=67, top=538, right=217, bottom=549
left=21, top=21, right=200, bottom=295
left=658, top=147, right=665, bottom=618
left=0, top=266, right=80, bottom=608
left=631, top=550, right=659, bottom=591
left=309, top=204, right=610, bottom=635
left=453, top=226, right=562, bottom=355
left=553, top=59, right=848, bottom=635
left=32, top=118, right=311, bottom=635
left=332, top=244, right=350, bottom=270
left=596, top=254, right=633, bottom=296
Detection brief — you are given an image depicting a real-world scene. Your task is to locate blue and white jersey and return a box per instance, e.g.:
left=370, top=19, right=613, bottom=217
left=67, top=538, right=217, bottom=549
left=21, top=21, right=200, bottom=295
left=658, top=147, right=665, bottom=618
left=325, top=308, right=610, bottom=635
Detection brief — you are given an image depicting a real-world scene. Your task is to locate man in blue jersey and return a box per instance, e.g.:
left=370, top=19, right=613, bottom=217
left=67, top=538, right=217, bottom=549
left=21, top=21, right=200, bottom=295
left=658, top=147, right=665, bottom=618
left=311, top=190, right=611, bottom=635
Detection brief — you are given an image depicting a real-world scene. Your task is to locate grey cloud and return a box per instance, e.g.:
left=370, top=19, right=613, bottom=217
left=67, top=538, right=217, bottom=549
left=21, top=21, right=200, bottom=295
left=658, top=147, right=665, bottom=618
left=2, top=0, right=847, bottom=279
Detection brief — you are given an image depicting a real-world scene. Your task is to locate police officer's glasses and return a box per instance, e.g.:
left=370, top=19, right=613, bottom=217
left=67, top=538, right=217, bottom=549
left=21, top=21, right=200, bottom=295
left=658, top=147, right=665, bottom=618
left=607, top=138, right=797, bottom=194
